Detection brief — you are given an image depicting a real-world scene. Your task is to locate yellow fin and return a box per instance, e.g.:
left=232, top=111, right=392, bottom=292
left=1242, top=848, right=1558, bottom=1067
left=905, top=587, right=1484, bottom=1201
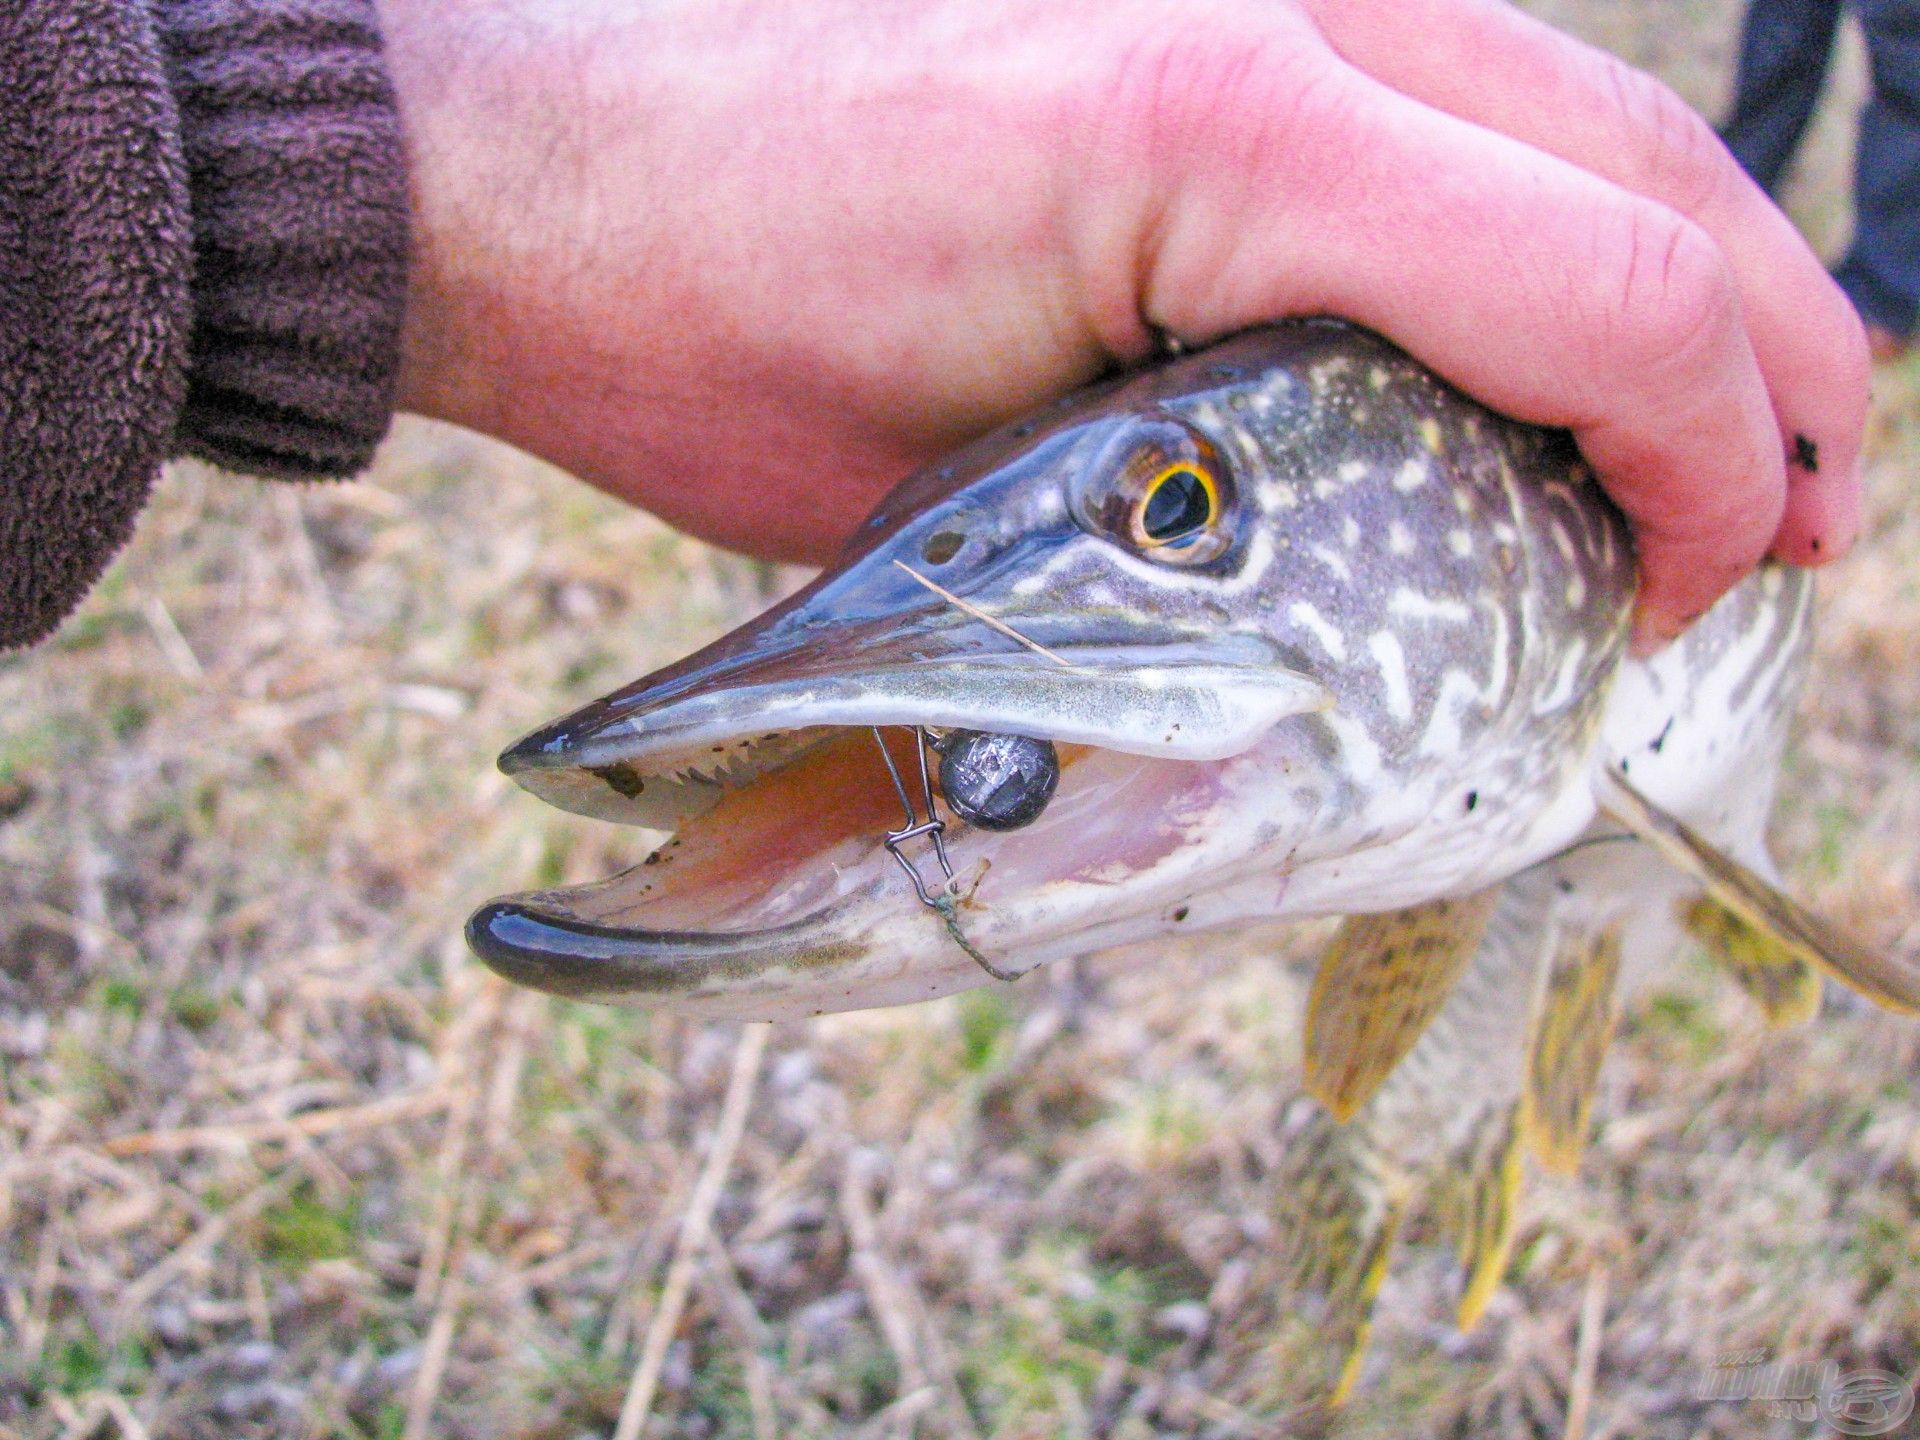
left=1683, top=895, right=1823, bottom=1027
left=1453, top=1105, right=1525, bottom=1332
left=1273, top=1111, right=1401, bottom=1407
left=1275, top=1113, right=1384, bottom=1290
left=1304, top=891, right=1499, bottom=1121
left=1520, top=920, right=1623, bottom=1174
left=1327, top=1201, right=1401, bottom=1407
left=1597, top=767, right=1920, bottom=1015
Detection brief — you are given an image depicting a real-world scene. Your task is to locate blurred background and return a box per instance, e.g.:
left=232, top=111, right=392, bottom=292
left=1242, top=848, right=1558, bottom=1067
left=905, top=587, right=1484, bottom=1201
left=3, top=2, right=1916, bottom=1436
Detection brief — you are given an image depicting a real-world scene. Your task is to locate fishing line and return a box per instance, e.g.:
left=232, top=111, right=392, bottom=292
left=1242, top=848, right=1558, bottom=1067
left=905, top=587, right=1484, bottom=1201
left=870, top=726, right=1020, bottom=983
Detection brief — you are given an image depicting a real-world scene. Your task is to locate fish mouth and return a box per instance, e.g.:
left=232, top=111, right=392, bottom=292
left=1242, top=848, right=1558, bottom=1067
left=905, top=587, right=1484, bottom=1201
left=468, top=623, right=1327, bottom=1018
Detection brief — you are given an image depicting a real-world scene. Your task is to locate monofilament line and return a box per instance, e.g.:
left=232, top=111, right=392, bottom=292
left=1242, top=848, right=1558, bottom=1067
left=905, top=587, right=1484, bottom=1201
left=891, top=560, right=1070, bottom=667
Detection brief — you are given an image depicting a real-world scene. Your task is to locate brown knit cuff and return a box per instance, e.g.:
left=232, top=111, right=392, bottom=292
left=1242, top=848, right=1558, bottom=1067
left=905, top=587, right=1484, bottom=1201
left=155, top=0, right=409, bottom=478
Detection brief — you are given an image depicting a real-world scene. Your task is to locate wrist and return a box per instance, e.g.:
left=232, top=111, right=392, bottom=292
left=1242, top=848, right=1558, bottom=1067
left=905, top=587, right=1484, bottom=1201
left=377, top=0, right=514, bottom=434
left=379, top=1, right=661, bottom=454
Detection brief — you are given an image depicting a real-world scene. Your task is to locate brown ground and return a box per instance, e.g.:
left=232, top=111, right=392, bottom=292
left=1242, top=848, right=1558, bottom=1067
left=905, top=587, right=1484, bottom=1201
left=2, top=4, right=1915, bottom=1437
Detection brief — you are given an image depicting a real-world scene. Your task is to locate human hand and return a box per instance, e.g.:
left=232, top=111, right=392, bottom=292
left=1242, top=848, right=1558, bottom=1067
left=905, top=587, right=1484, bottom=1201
left=381, top=0, right=1868, bottom=645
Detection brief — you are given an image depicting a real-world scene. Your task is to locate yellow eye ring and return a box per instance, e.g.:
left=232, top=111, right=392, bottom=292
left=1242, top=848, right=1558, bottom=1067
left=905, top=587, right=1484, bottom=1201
left=1131, top=462, right=1219, bottom=548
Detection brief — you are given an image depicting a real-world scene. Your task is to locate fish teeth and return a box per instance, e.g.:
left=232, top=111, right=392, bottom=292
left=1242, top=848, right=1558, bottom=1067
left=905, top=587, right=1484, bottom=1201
left=623, top=730, right=824, bottom=810
left=666, top=737, right=779, bottom=792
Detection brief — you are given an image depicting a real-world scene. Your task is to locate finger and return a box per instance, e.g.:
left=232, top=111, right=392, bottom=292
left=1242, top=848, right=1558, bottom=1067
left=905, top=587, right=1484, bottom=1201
left=1300, top=0, right=1871, bottom=569
left=1134, top=48, right=1784, bottom=640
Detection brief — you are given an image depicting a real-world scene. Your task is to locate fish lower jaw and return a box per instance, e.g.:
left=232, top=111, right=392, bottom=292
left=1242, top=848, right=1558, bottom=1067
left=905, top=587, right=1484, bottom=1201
left=470, top=726, right=1251, bottom=1008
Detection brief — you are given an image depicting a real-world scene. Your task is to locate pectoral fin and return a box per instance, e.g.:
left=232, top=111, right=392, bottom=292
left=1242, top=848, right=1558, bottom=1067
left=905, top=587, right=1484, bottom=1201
left=1452, top=1104, right=1525, bottom=1332
left=1597, top=767, right=1919, bottom=1015
left=1519, top=920, right=1623, bottom=1174
left=1682, top=895, right=1823, bottom=1027
left=1304, top=891, right=1500, bottom=1121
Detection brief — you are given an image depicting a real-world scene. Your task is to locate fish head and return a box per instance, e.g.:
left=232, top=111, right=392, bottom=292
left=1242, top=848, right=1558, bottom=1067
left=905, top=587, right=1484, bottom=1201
left=467, top=323, right=1630, bottom=1017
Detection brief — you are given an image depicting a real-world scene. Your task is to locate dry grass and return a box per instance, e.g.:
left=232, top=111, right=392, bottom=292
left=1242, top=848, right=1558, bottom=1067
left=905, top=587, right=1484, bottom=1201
left=3, top=5, right=1916, bottom=1436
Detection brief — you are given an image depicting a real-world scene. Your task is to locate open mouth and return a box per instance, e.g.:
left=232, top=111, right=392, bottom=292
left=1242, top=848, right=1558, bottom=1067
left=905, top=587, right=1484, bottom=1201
left=468, top=708, right=1251, bottom=1015
left=466, top=562, right=1330, bottom=1018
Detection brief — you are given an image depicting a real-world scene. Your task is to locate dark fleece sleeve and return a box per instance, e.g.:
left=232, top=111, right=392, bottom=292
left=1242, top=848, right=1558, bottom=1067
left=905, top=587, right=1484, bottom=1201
left=0, top=0, right=409, bottom=651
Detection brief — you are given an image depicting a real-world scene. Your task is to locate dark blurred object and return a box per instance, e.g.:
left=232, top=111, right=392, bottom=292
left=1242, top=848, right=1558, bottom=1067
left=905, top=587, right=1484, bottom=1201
left=1722, top=0, right=1920, bottom=352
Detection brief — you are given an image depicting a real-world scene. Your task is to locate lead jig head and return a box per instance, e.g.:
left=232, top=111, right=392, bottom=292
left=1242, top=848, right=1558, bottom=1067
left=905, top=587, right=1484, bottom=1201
left=935, top=730, right=1059, bottom=831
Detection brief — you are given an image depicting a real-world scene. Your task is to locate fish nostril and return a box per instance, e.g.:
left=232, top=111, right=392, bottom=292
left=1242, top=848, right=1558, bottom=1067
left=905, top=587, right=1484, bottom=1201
left=921, top=530, right=965, bottom=566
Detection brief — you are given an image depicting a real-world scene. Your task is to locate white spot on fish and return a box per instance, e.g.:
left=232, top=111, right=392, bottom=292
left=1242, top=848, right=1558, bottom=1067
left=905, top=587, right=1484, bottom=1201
left=1227, top=430, right=1266, bottom=477
left=1549, top=519, right=1578, bottom=567
left=1289, top=602, right=1348, bottom=661
left=1256, top=479, right=1300, bottom=510
left=1343, top=516, right=1361, bottom=548
left=1309, top=544, right=1353, bottom=582
left=1393, top=458, right=1429, bottom=492
left=1387, top=522, right=1415, bottom=556
left=1338, top=460, right=1368, bottom=484
left=1534, top=638, right=1588, bottom=715
left=1447, top=529, right=1473, bottom=558
left=1421, top=669, right=1490, bottom=756
left=1389, top=589, right=1472, bottom=624
left=1368, top=630, right=1415, bottom=724
left=1320, top=709, right=1388, bottom=798
left=1480, top=595, right=1512, bottom=708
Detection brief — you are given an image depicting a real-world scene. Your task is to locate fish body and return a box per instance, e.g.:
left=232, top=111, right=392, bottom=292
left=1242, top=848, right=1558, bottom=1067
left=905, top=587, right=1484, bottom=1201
left=469, top=319, right=1914, bottom=1400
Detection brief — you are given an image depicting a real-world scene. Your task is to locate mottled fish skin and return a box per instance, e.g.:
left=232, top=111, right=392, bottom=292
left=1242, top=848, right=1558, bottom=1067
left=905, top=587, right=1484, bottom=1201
left=472, top=321, right=1894, bottom=1407
left=1129, top=324, right=1636, bottom=913
left=471, top=320, right=1808, bottom=1018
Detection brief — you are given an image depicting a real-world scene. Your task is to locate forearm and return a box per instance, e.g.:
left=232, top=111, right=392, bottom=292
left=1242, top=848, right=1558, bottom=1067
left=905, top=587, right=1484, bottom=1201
left=379, top=0, right=1109, bottom=564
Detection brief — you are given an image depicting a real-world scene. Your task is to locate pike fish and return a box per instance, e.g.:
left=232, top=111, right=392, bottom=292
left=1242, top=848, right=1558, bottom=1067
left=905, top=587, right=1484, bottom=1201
left=469, top=320, right=1918, bottom=1399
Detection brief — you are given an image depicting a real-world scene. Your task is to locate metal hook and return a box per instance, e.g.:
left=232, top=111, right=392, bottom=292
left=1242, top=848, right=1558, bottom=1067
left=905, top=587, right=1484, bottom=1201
left=872, top=726, right=953, bottom=906
left=871, top=727, right=1021, bottom=984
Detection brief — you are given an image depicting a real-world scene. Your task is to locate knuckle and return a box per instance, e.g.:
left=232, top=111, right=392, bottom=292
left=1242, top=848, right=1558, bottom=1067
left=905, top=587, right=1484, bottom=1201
left=1597, top=54, right=1733, bottom=217
left=1594, top=204, right=1738, bottom=372
left=1096, top=20, right=1348, bottom=180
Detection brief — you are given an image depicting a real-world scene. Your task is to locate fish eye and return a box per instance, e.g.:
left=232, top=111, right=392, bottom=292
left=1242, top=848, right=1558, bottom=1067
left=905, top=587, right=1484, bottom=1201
left=1133, top=463, right=1218, bottom=548
left=1071, top=418, right=1235, bottom=564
